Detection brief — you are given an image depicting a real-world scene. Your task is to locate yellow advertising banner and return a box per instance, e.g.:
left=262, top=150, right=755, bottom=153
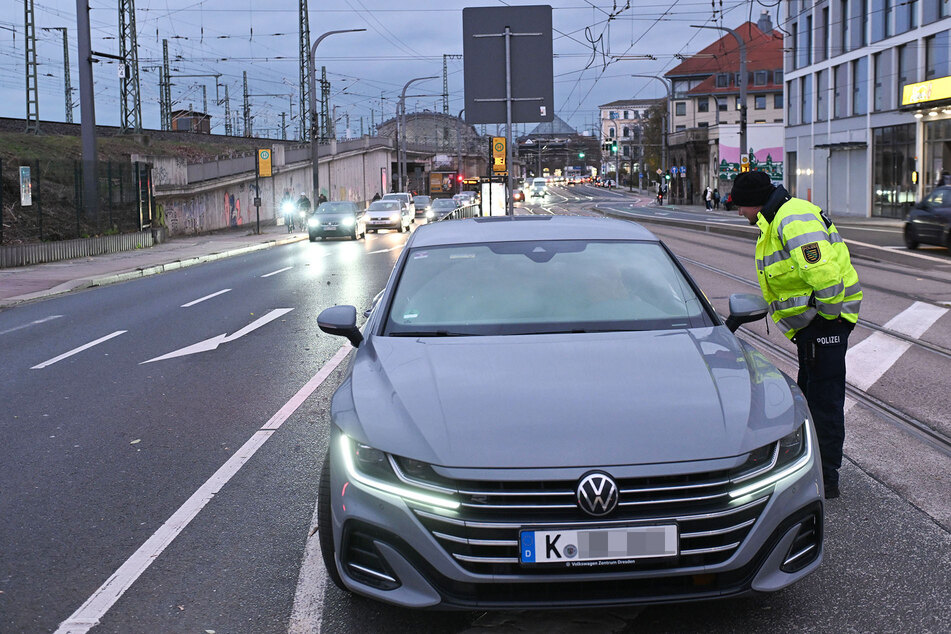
left=901, top=76, right=951, bottom=107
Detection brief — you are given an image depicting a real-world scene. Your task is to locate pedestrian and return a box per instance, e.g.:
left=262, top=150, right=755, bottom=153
left=730, top=171, right=863, bottom=500
left=372, top=192, right=382, bottom=201
left=713, top=189, right=721, bottom=210
left=704, top=185, right=713, bottom=210
left=317, top=193, right=328, bottom=205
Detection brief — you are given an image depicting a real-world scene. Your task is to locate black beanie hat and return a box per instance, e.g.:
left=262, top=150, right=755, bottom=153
left=730, top=171, right=775, bottom=206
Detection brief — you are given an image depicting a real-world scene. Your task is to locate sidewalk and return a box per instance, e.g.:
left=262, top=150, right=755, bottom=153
left=0, top=222, right=306, bottom=308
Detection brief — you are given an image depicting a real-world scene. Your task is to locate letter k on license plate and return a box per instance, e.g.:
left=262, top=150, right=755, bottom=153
left=519, top=525, right=678, bottom=565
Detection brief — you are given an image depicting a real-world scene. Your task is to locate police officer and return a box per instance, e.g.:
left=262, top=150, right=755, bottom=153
left=730, top=171, right=863, bottom=499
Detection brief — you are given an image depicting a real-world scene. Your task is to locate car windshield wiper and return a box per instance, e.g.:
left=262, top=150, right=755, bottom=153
left=388, top=330, right=475, bottom=337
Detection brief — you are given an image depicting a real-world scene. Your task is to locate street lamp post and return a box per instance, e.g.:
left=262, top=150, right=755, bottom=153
left=309, top=29, right=365, bottom=204
left=398, top=76, right=438, bottom=192
left=457, top=108, right=465, bottom=185
left=691, top=25, right=747, bottom=164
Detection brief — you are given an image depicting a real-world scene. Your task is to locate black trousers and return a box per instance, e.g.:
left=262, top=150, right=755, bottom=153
left=794, top=317, right=854, bottom=487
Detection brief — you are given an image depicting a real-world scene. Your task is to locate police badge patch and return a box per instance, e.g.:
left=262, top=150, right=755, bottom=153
left=802, top=242, right=821, bottom=263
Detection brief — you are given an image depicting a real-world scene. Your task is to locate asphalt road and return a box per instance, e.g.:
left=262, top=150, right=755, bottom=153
left=1, top=190, right=949, bottom=633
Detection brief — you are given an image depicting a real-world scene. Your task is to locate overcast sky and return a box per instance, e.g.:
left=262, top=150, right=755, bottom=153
left=0, top=1, right=776, bottom=139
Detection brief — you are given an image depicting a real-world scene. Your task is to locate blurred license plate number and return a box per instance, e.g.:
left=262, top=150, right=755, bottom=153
left=519, top=525, right=677, bottom=564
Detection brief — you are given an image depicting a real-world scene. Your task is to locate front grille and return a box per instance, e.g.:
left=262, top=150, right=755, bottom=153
left=404, top=459, right=776, bottom=576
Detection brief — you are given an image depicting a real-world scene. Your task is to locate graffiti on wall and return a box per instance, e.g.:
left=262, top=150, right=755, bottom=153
left=224, top=191, right=243, bottom=227
left=164, top=197, right=209, bottom=234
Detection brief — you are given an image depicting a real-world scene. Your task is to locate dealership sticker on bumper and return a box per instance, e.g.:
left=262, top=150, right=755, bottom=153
left=519, top=525, right=678, bottom=565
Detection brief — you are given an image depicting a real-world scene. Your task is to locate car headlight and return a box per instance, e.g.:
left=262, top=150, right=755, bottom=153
left=426, top=209, right=434, bottom=218
left=282, top=202, right=295, bottom=214
left=341, top=216, right=355, bottom=227
left=339, top=435, right=459, bottom=510
left=729, top=422, right=812, bottom=499
left=389, top=213, right=400, bottom=222
left=308, top=217, right=320, bottom=227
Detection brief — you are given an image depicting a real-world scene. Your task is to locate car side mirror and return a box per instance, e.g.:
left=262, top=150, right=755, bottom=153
left=725, top=293, right=769, bottom=333
left=318, top=305, right=363, bottom=347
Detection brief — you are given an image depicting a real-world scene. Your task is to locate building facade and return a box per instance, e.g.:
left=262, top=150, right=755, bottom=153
left=598, top=99, right=660, bottom=184
left=784, top=0, right=951, bottom=218
left=663, top=11, right=785, bottom=203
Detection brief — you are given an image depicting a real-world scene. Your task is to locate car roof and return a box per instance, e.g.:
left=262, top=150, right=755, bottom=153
left=408, top=215, right=658, bottom=248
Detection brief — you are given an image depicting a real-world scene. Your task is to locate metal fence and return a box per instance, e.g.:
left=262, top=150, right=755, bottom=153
left=0, top=158, right=152, bottom=245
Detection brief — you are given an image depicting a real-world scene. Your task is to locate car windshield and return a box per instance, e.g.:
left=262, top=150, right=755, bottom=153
left=432, top=200, right=456, bottom=208
left=382, top=194, right=406, bottom=201
left=369, top=201, right=400, bottom=211
left=414, top=196, right=431, bottom=205
left=384, top=240, right=712, bottom=336
left=315, top=202, right=357, bottom=214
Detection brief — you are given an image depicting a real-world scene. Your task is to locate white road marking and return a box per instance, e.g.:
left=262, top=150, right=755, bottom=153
left=367, top=244, right=404, bottom=254
left=0, top=314, right=63, bottom=336
left=261, top=266, right=293, bottom=278
left=180, top=288, right=231, bottom=308
left=140, top=308, right=294, bottom=364
left=847, top=301, right=948, bottom=391
left=30, top=331, right=127, bottom=370
left=55, top=344, right=353, bottom=634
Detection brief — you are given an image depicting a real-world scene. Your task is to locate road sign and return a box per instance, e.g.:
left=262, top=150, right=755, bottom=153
left=492, top=136, right=507, bottom=172
left=257, top=149, right=272, bottom=177
left=656, top=169, right=662, bottom=175
left=740, top=154, right=750, bottom=173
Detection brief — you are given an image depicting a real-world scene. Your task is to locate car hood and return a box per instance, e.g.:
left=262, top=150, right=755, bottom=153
left=334, top=328, right=798, bottom=468
left=367, top=209, right=400, bottom=217
left=312, top=212, right=357, bottom=221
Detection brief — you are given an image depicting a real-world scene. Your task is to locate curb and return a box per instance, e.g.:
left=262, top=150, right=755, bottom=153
left=0, top=234, right=307, bottom=308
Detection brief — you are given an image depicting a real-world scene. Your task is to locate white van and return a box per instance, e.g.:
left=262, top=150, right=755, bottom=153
left=531, top=177, right=547, bottom=197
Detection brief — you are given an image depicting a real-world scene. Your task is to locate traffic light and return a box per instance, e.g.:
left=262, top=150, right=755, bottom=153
left=578, top=152, right=585, bottom=159
left=457, top=174, right=463, bottom=182
left=611, top=143, right=618, bottom=154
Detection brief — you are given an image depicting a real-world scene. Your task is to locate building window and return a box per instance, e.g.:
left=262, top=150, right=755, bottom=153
left=676, top=125, right=687, bottom=131
left=817, top=69, right=828, bottom=120
left=699, top=121, right=709, bottom=127
left=911, top=0, right=919, bottom=27
left=801, top=76, right=813, bottom=124
left=853, top=56, right=868, bottom=116
left=623, top=127, right=630, bottom=137
left=873, top=52, right=885, bottom=111
left=841, top=0, right=850, bottom=54
left=755, top=95, right=767, bottom=109
left=774, top=93, right=784, bottom=109
left=716, top=73, right=729, bottom=88
left=806, top=15, right=813, bottom=66
left=719, top=99, right=728, bottom=112
left=623, top=110, right=629, bottom=119
left=861, top=0, right=869, bottom=47
left=898, top=43, right=916, bottom=94
left=821, top=7, right=830, bottom=60
left=926, top=31, right=951, bottom=80
left=792, top=22, right=799, bottom=69
left=834, top=64, right=847, bottom=118
left=755, top=71, right=768, bottom=86
left=698, top=97, right=709, bottom=112
left=675, top=102, right=687, bottom=116
left=623, top=145, right=630, bottom=157
left=609, top=111, right=619, bottom=119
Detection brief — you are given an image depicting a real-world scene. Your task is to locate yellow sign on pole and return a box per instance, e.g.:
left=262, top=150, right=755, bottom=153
left=257, top=149, right=272, bottom=177
left=492, top=137, right=506, bottom=172
left=740, top=154, right=750, bottom=173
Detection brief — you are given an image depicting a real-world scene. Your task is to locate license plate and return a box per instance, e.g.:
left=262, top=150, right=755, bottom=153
left=325, top=223, right=338, bottom=228
left=371, top=219, right=388, bottom=224
left=519, top=525, right=677, bottom=565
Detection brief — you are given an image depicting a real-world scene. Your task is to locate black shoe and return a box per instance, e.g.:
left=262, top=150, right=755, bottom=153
left=824, top=484, right=840, bottom=499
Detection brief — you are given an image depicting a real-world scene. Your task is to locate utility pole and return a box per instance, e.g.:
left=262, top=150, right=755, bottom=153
left=201, top=84, right=207, bottom=117
left=118, top=0, right=142, bottom=133
left=76, top=0, right=98, bottom=213
left=441, top=54, right=462, bottom=115
left=398, top=76, right=438, bottom=192
left=320, top=66, right=330, bottom=143
left=359, top=116, right=363, bottom=137
left=24, top=0, right=40, bottom=133
left=281, top=112, right=287, bottom=140
left=298, top=0, right=311, bottom=142
left=692, top=24, right=747, bottom=167
left=43, top=28, right=73, bottom=124
left=223, top=84, right=232, bottom=135
left=162, top=39, right=171, bottom=130
left=243, top=71, right=251, bottom=137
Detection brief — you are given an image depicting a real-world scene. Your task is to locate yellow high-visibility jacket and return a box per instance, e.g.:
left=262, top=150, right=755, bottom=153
left=754, top=188, right=862, bottom=339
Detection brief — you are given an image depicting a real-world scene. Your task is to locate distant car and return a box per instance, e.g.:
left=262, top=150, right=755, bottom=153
left=366, top=200, right=411, bottom=233
left=431, top=198, right=458, bottom=220
left=904, top=186, right=951, bottom=251
left=513, top=188, right=525, bottom=202
left=413, top=195, right=433, bottom=219
left=316, top=215, right=824, bottom=610
left=382, top=193, right=416, bottom=218
left=307, top=201, right=367, bottom=241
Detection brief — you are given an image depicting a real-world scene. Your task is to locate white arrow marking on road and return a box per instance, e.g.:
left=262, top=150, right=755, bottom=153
left=367, top=244, right=404, bottom=254
left=0, top=314, right=63, bottom=336
left=180, top=288, right=231, bottom=307
left=261, top=266, right=293, bottom=278
left=846, top=301, right=947, bottom=391
left=140, top=308, right=294, bottom=364
left=31, top=330, right=127, bottom=370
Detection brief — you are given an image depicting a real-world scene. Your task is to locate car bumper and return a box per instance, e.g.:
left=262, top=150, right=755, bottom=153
left=326, top=429, right=824, bottom=609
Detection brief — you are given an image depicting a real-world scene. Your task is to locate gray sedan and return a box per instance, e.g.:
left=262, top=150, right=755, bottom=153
left=317, top=216, right=823, bottom=609
left=307, top=202, right=367, bottom=241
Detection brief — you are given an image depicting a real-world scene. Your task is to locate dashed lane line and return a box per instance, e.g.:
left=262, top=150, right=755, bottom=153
left=261, top=266, right=293, bottom=278
left=30, top=331, right=127, bottom=370
left=180, top=288, right=232, bottom=308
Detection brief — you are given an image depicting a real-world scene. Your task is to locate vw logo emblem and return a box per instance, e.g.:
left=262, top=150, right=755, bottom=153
left=576, top=472, right=619, bottom=517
